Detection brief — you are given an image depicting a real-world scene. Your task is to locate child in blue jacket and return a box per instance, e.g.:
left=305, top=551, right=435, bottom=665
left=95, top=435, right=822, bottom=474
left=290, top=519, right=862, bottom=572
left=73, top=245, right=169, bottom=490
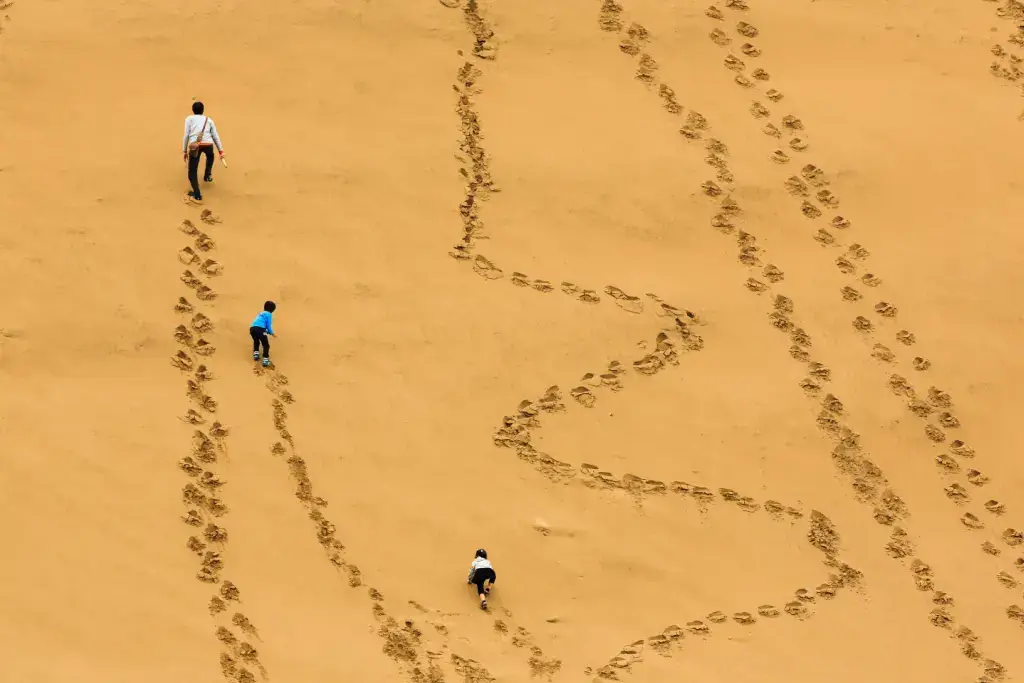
left=250, top=301, right=276, bottom=367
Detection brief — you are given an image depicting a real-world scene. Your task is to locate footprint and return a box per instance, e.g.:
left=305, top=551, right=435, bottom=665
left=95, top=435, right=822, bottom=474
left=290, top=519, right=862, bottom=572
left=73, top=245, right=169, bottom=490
left=531, top=279, right=553, bottom=293
left=929, top=388, right=952, bottom=408
left=711, top=29, right=732, bottom=46
left=961, top=513, right=984, bottom=529
left=766, top=88, right=784, bottom=101
left=769, top=311, right=793, bottom=332
left=945, top=483, right=968, bottom=502
left=679, top=124, right=702, bottom=140
left=196, top=285, right=217, bottom=301
left=874, top=302, right=898, bottom=317
left=725, top=0, right=749, bottom=9
left=930, top=608, right=954, bottom=629
left=745, top=278, right=768, bottom=293
left=686, top=620, right=710, bottom=635
left=733, top=612, right=756, bottom=624
left=814, top=229, right=835, bottom=245
left=200, top=209, right=221, bottom=224
left=800, top=201, right=822, bottom=219
left=763, top=264, right=784, bottom=282
left=180, top=219, right=200, bottom=235
left=801, top=164, right=826, bottom=185
left=199, top=259, right=222, bottom=276
left=195, top=339, right=216, bottom=356
left=750, top=101, right=769, bottom=118
left=872, top=344, right=895, bottom=362
left=998, top=571, right=1018, bottom=588
left=751, top=68, right=770, bottom=80
left=999, top=528, right=1024, bottom=544
left=570, top=386, right=596, bottom=408
left=190, top=313, right=213, bottom=333
left=784, top=176, right=809, bottom=196
left=791, top=346, right=810, bottom=362
left=831, top=216, right=851, bottom=230
left=782, top=115, right=804, bottom=131
left=195, top=233, right=215, bottom=252
left=736, top=21, right=758, bottom=38
left=472, top=255, right=503, bottom=279
left=835, top=256, right=855, bottom=274
left=560, top=281, right=580, bottom=296
left=712, top=213, right=734, bottom=232
left=707, top=610, right=728, bottom=624
left=848, top=244, right=869, bottom=259
left=171, top=350, right=194, bottom=371
left=841, top=286, right=862, bottom=301
left=702, top=180, right=723, bottom=196
left=763, top=123, right=782, bottom=137
left=789, top=138, right=809, bottom=151
left=912, top=357, right=931, bottom=371
left=181, top=270, right=202, bottom=288
left=758, top=605, right=780, bottom=618
left=784, top=601, right=808, bottom=617
left=816, top=190, right=839, bottom=208
left=896, top=330, right=916, bottom=345
left=966, top=470, right=989, bottom=486
left=774, top=295, right=794, bottom=313
left=175, top=297, right=194, bottom=314
left=734, top=74, right=754, bottom=87
left=178, top=246, right=200, bottom=265
left=740, top=42, right=760, bottom=56
left=808, top=362, right=830, bottom=381
left=861, top=274, right=882, bottom=287
left=791, top=328, right=811, bottom=346
left=605, top=286, right=644, bottom=313
left=985, top=500, right=1006, bottom=515
left=908, top=399, right=933, bottom=417
left=770, top=150, right=790, bottom=164
left=852, top=316, right=872, bottom=332
left=925, top=425, right=946, bottom=442
left=578, top=289, right=601, bottom=304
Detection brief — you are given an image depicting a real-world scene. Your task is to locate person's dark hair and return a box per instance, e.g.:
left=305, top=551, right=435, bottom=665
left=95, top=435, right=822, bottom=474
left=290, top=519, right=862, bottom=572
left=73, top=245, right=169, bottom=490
left=475, top=549, right=487, bottom=559
left=264, top=301, right=277, bottom=313
left=192, top=101, right=205, bottom=115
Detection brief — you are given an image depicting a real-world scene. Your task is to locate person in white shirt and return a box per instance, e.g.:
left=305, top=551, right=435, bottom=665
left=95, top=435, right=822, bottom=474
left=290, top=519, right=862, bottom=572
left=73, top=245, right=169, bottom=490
left=182, top=101, right=225, bottom=204
left=466, top=548, right=496, bottom=610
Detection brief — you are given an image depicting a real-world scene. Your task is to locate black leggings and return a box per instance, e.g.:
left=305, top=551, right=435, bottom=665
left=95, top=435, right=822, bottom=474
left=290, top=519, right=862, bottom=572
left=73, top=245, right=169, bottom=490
left=188, top=145, right=215, bottom=198
left=472, top=568, right=496, bottom=596
left=250, top=326, right=270, bottom=359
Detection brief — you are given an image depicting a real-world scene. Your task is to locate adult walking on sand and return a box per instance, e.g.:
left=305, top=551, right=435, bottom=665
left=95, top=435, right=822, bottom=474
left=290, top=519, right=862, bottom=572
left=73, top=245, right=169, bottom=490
left=182, top=101, right=225, bottom=205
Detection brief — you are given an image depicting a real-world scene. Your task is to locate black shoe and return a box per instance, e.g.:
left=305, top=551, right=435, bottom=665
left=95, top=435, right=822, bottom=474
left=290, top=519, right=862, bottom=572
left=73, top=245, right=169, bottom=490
left=204, top=176, right=214, bottom=183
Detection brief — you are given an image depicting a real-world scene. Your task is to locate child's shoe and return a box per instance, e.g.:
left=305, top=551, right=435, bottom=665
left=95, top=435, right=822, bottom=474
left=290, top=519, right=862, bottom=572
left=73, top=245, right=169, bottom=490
left=262, top=358, right=271, bottom=367
left=253, top=352, right=260, bottom=361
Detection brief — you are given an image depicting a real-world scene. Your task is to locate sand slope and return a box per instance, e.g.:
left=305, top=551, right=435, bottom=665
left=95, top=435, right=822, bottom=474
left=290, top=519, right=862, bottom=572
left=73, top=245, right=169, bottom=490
left=3, top=0, right=1024, bottom=681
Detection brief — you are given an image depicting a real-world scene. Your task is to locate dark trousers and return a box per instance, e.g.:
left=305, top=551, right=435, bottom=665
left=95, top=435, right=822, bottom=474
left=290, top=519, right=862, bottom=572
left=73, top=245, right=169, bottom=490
left=250, top=326, right=270, bottom=359
left=188, top=145, right=215, bottom=198
left=471, top=568, right=496, bottom=596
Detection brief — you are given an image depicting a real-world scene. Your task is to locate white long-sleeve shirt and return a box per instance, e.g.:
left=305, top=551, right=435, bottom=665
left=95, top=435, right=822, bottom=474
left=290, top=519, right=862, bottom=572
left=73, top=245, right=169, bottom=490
left=468, top=557, right=493, bottom=580
left=182, top=114, right=224, bottom=152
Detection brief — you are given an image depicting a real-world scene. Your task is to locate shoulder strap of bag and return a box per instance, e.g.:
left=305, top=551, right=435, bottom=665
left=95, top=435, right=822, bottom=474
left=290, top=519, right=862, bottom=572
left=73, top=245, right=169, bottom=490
left=198, top=116, right=209, bottom=141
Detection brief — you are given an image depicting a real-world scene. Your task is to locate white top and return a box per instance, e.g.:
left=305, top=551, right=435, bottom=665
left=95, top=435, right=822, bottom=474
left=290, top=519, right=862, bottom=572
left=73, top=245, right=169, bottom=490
left=183, top=114, right=224, bottom=152
left=471, top=557, right=492, bottom=571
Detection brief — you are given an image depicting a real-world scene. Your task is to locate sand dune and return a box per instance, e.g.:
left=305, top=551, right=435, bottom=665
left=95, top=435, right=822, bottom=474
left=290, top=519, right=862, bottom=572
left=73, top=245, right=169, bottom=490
left=3, top=0, right=1024, bottom=681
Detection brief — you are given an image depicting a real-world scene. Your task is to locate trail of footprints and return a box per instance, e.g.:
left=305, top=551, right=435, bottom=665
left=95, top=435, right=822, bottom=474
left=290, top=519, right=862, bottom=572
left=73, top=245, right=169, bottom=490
left=447, top=1, right=868, bottom=681
left=171, top=211, right=271, bottom=683
left=700, top=0, right=1024, bottom=652
left=982, top=0, right=1024, bottom=119
left=598, top=0, right=1012, bottom=679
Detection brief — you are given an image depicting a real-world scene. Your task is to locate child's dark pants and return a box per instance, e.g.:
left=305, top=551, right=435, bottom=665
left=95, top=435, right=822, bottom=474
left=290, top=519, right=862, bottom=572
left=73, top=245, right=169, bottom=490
left=250, top=326, right=269, bottom=359
left=472, top=568, right=496, bottom=596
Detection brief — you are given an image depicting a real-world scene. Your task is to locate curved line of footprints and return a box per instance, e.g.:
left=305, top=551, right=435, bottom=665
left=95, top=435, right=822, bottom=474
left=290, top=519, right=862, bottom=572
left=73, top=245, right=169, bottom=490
left=598, top=0, right=1012, bottom=679
left=443, top=2, right=875, bottom=682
